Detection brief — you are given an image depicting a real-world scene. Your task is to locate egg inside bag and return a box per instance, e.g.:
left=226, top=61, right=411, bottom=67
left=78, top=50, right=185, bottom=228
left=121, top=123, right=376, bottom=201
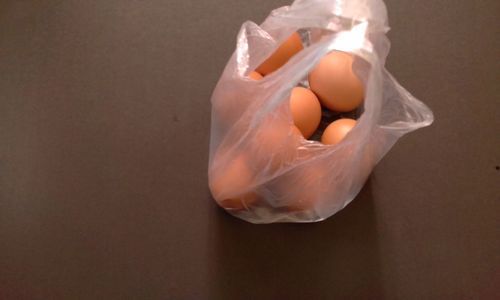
left=208, top=0, right=434, bottom=224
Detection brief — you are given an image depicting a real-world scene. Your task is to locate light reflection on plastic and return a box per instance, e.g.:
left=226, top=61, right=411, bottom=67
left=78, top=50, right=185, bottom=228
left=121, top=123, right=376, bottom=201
left=331, top=21, right=372, bottom=53
left=236, top=28, right=249, bottom=77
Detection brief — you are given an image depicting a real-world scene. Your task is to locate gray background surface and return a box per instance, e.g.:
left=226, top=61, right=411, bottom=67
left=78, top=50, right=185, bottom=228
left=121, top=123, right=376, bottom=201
left=0, top=0, right=499, bottom=299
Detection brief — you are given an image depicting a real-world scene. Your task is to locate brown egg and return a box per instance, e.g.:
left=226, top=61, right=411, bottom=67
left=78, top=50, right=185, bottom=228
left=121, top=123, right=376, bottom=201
left=219, top=192, right=258, bottom=211
left=248, top=71, right=263, bottom=80
left=291, top=125, right=303, bottom=139
left=309, top=51, right=364, bottom=112
left=321, top=118, right=357, bottom=145
left=283, top=164, right=327, bottom=211
left=209, top=153, right=257, bottom=210
left=289, top=87, right=322, bottom=139
left=256, top=32, right=303, bottom=76
left=252, top=122, right=301, bottom=171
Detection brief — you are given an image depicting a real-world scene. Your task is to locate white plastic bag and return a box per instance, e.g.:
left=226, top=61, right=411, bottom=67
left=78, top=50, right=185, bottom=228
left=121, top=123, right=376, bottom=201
left=208, top=0, right=433, bottom=223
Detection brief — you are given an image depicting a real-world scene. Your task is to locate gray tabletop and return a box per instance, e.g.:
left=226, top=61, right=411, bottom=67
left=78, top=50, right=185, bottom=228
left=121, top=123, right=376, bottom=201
left=1, top=1, right=499, bottom=299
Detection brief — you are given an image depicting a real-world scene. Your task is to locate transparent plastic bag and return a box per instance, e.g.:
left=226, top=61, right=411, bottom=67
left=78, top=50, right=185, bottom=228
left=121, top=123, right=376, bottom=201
left=208, top=0, right=434, bottom=224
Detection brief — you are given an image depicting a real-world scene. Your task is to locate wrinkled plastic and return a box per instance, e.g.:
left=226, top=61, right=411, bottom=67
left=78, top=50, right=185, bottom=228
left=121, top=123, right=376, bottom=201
left=208, top=0, right=434, bottom=223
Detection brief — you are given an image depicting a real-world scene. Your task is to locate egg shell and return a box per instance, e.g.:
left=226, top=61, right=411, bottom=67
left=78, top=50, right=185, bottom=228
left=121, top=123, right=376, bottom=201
left=248, top=71, right=263, bottom=80
left=210, top=153, right=257, bottom=210
left=289, top=87, right=322, bottom=139
left=277, top=164, right=328, bottom=212
left=321, top=118, right=357, bottom=145
left=309, top=51, right=364, bottom=112
left=291, top=125, right=303, bottom=139
left=256, top=32, right=303, bottom=76
left=251, top=122, right=301, bottom=172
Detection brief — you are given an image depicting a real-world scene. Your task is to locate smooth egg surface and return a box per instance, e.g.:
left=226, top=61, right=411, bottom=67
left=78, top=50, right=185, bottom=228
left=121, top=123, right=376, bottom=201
left=256, top=32, right=303, bottom=76
left=289, top=87, right=322, bottom=139
left=309, top=51, right=364, bottom=112
left=321, top=118, right=357, bottom=145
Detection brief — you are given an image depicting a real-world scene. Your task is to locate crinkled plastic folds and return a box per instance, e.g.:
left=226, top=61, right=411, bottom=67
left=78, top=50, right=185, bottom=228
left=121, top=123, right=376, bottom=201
left=208, top=0, right=433, bottom=223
